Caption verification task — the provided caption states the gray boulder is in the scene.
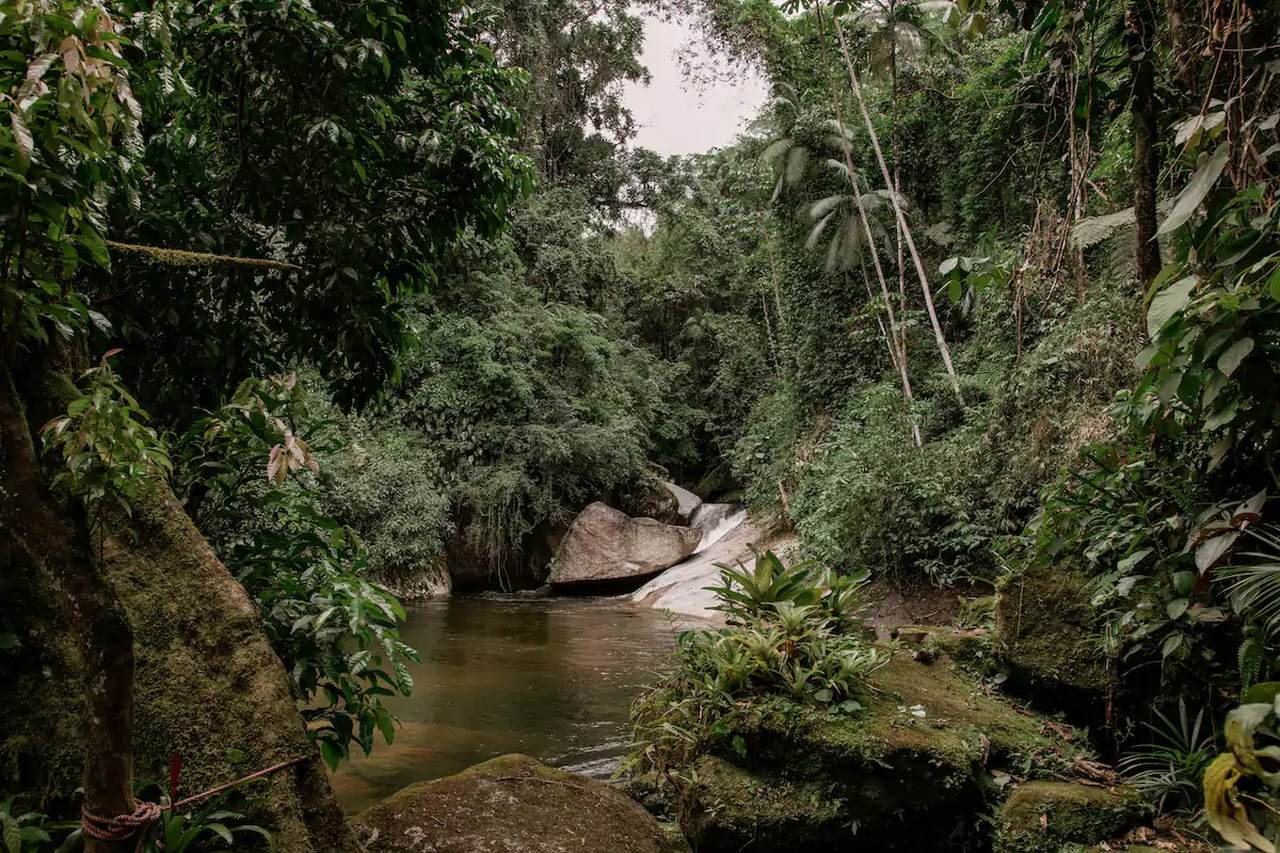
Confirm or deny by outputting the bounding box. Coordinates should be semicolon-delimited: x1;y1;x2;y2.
549;502;700;589
663;481;703;524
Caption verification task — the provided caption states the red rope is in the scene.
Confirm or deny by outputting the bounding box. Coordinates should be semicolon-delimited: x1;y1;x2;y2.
80;755;309;847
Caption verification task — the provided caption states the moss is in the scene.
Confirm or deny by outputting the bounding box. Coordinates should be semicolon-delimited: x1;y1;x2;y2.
355;753;670;853
993;781;1147;853
680;754;849;851
994;563;1110;703
669;652;1089;851
3;486;362;852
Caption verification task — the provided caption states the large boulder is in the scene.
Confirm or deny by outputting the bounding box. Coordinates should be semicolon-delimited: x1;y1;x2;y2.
549;502;700;590
354;753;673;853
993;780;1146;853
994;563;1110;718
663;482;702;524
643;652;1090;852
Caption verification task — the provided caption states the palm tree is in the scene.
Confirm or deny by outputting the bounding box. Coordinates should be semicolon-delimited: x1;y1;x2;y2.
756;83;811;203
827;3;965;405
804;157;898;274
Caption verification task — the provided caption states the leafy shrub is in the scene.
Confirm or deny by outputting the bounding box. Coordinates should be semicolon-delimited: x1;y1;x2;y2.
788;382;995;585
631;550;884;771
176;375;417;768
313;406;450;587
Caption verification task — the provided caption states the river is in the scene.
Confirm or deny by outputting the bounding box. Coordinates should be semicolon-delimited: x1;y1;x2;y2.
329;596;681;813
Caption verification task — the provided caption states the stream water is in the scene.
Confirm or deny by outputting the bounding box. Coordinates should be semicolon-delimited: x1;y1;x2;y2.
329;596;680;813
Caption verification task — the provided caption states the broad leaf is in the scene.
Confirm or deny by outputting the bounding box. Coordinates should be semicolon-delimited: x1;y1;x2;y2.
1157;143;1229;237
1146;276;1197;340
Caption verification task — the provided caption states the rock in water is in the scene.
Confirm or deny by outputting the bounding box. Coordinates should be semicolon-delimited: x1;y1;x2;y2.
663;481;702;524
549;502;700;590
354;754;671;853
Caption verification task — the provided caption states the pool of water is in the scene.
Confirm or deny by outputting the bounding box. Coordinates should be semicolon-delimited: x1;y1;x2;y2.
329;596;681;813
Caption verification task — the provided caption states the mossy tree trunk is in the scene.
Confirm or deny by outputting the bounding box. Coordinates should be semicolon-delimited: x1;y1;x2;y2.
0;345;364;853
0;356;135;853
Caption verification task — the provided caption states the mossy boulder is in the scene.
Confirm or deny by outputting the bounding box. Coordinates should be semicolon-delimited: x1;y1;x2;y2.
666;652;1088;851
993;780;1147;853
355;753;673;853
994;563;1110;710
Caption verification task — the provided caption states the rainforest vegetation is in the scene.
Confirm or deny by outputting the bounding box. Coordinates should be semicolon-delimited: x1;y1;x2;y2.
1;0;1279;849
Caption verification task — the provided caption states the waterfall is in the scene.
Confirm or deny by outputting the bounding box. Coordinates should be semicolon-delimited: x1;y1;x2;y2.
694;508;747;554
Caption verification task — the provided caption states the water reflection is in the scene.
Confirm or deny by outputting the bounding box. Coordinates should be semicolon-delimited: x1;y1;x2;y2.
330;596;680;813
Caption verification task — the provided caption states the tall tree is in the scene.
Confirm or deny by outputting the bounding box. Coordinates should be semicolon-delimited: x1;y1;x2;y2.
1;0;529;846
1126;0;1162;284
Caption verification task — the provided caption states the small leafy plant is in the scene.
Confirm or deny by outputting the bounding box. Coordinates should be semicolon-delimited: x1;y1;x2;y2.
1118;699;1218;813
0;797;78;853
41;351;172;533
631;550;884;775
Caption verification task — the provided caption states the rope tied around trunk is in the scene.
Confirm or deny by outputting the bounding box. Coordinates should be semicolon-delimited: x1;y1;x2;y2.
80;754;310;849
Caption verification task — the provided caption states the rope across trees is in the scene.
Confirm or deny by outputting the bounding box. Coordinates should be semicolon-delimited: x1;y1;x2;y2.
80;755;310;850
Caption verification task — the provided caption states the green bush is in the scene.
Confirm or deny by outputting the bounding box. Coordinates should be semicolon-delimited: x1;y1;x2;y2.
630;550;884;772
176;376;418;769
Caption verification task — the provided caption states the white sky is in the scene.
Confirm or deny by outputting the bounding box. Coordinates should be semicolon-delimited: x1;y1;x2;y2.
621;15;769;157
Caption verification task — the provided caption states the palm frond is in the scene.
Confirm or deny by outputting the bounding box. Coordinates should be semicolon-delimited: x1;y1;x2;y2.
1223;525;1280;637
785;146;810;186
808;193;849;221
761;137;792;165
806;211;836;250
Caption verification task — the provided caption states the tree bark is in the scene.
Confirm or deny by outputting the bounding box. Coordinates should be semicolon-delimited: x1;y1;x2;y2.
0;363;136;853
1128;0;1163;286
0;353;364;853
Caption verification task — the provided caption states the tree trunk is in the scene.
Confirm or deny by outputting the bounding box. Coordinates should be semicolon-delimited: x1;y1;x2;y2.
0;364;135;853
814;4;922;447
830;9;965;406
0;353;365;853
1128;0;1163;285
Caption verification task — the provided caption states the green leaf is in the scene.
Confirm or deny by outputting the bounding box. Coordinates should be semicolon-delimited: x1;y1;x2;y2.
317;739;343;771
9;111;33;166
1161;632;1183;658
1157;143;1230;237
1166;598;1188;620
1146;276;1197;340
1216;337;1254;377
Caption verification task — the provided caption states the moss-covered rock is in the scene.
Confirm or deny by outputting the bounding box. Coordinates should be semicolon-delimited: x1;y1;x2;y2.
994;563;1110;708
355;753;672;853
666;652;1088;852
993;780;1147;853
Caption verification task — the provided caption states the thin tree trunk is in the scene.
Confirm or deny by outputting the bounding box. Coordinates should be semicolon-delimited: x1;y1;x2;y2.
1128;0;1162;285
830;7;965;406
0;365;136;853
889;0;909;357
815;3;922;447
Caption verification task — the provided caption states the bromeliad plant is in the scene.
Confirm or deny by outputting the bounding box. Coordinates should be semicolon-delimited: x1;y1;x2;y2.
178;375;417;769
630;550;884;775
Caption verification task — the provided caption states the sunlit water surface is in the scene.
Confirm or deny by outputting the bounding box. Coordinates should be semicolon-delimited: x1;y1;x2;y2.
329;596;680;813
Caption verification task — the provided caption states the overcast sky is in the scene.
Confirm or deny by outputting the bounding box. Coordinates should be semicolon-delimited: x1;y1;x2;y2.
621;15;769;157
